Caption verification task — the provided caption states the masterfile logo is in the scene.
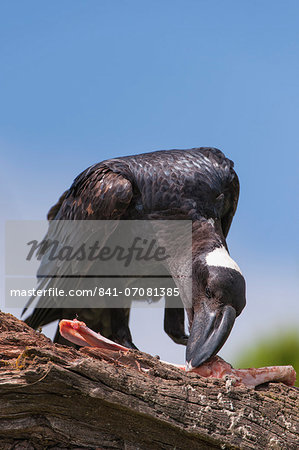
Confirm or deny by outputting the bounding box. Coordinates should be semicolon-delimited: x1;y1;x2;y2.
5;220;192;309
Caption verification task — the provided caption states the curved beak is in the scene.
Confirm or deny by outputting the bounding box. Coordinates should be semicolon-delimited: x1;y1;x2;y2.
186;302;236;370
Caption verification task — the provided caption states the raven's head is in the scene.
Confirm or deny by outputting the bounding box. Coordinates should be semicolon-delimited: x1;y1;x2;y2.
186;245;246;370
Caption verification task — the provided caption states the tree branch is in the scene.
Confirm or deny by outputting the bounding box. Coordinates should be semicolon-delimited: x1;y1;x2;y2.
0;312;298;449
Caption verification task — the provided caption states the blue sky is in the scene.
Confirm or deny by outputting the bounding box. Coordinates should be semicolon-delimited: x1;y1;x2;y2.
1;1;298;364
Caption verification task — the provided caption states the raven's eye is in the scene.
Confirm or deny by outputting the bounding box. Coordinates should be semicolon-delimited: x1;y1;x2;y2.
205;287;212;299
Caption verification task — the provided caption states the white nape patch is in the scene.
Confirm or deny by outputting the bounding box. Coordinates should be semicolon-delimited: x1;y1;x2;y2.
206;246;242;274
207;218;215;227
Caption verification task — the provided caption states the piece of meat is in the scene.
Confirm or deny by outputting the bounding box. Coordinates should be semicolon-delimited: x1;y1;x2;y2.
170;357;296;387
59;318;128;351
59;319;296;388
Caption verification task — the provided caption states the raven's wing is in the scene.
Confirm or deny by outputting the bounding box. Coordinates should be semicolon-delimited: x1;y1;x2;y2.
199;148;240;237
23;163;133;329
220;170;239;238
54;164;133;220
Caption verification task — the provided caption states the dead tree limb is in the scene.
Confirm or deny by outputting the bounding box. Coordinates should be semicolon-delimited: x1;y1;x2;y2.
0;312;298;449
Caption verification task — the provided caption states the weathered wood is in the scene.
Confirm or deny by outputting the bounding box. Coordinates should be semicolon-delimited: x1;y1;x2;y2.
0;312;298;449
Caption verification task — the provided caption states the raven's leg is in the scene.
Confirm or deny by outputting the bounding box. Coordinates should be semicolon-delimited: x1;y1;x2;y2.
164;295;189;346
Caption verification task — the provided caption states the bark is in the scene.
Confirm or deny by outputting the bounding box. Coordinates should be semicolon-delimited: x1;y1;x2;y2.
0;312;298;450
